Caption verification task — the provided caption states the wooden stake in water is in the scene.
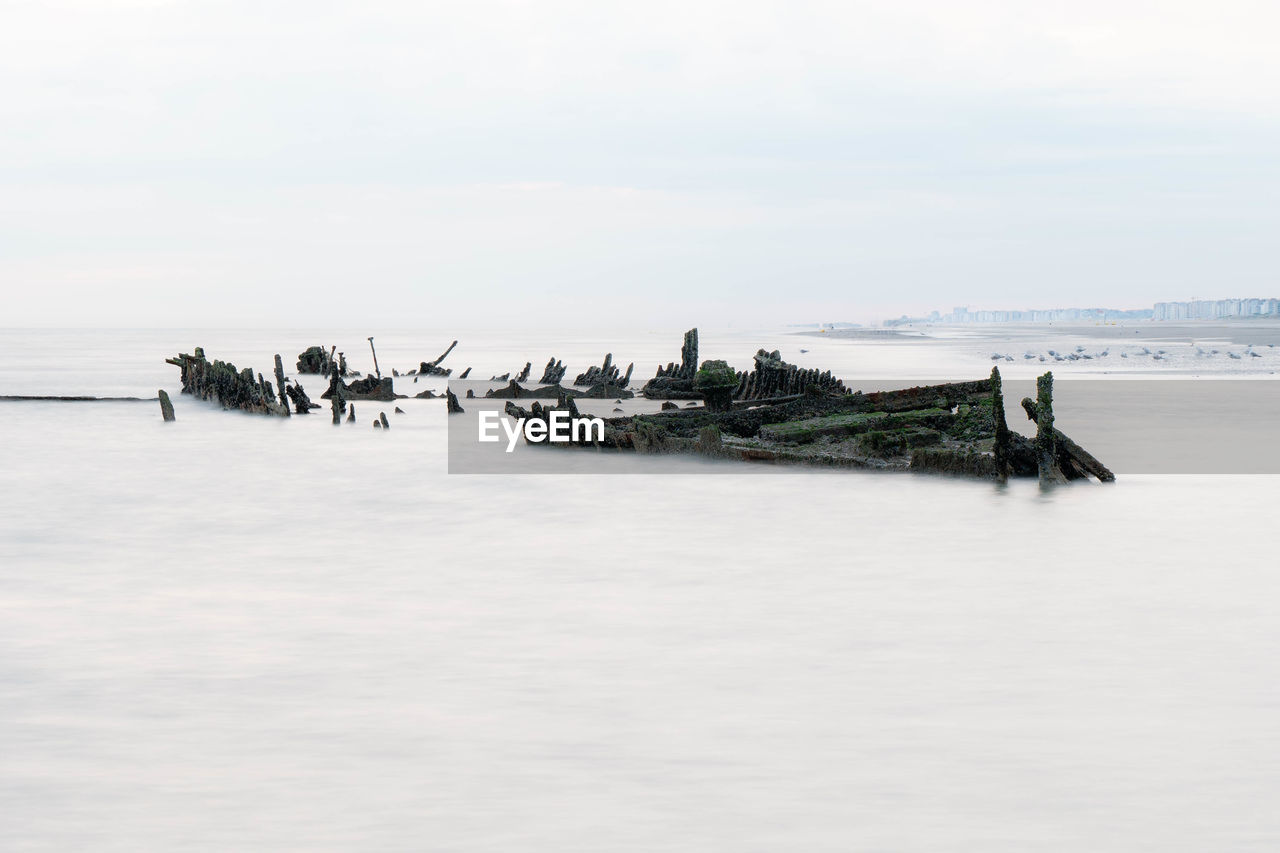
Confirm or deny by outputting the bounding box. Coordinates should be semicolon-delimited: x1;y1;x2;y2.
273;354;291;416
368;336;381;379
158;389;175;422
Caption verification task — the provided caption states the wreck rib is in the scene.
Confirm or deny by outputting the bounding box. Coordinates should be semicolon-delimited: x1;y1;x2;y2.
166;348;290;416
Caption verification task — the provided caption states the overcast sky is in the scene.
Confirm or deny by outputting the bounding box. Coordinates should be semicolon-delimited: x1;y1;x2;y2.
3;0;1279;327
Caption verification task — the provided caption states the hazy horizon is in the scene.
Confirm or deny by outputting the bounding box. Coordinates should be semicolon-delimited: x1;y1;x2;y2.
5;1;1279;328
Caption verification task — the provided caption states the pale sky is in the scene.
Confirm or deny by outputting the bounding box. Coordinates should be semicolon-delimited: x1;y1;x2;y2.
3;0;1279;327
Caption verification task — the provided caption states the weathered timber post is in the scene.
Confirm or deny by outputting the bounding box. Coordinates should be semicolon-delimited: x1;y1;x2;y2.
368;336;381;379
991;366;1010;483
329;365;345;424
379;411;390;429
158;389;175;422
273;355;291;416
446;388;464;413
347;404;355;423
431;340;458;367
1021;371;1066;485
681;328;698;377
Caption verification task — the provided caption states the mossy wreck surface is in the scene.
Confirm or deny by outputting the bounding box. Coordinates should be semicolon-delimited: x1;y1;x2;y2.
505;365;1114;485
166;348;292;416
641;329;847;402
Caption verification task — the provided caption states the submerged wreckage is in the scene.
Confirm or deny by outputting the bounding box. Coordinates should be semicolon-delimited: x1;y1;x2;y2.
506;366;1112;485
296;346;352;376
641;328;847;402
165;330;1113;484
167;348;294;416
501;328;1114;486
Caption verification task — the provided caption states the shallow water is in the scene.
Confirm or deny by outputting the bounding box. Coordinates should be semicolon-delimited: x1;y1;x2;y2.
2;328;1278;851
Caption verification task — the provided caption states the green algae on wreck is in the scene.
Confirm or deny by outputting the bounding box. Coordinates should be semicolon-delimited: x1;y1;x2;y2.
694;359;739;412
502;363;1113;485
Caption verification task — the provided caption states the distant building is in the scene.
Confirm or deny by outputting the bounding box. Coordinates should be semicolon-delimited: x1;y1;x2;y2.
1152;299;1280;320
885;298;1280;326
885;306;1153;326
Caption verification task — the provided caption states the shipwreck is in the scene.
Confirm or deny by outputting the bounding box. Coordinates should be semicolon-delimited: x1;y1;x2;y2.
164;330;1113;485
501;329;1113;485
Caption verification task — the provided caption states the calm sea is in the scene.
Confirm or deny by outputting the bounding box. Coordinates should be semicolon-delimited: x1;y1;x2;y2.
2;326;1278;851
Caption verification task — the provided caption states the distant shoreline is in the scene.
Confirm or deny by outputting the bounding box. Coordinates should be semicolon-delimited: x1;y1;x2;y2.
792;329;923;339
872;320;1280;346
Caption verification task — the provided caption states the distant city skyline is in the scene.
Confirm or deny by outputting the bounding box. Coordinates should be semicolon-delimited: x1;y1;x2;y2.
883;297;1280;326
1152;298;1280;321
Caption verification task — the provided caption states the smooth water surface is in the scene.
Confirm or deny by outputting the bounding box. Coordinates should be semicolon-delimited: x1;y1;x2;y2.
2;327;1278;851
